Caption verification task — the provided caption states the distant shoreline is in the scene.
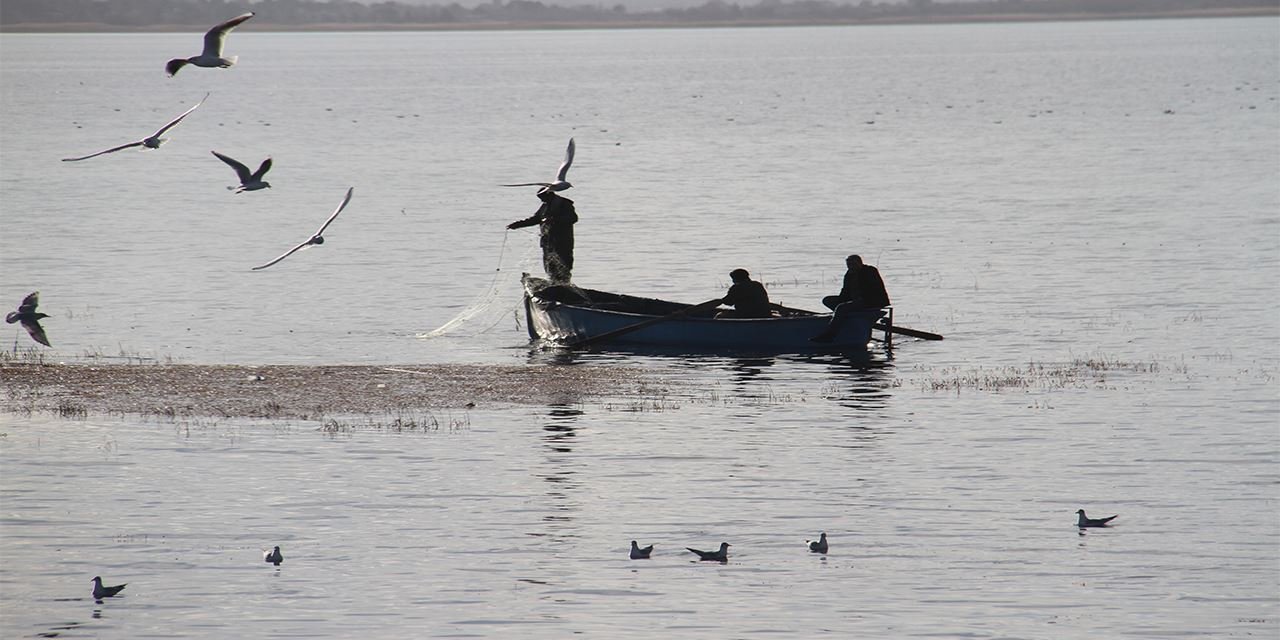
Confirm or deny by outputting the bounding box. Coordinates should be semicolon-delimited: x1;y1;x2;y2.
2;8;1274;33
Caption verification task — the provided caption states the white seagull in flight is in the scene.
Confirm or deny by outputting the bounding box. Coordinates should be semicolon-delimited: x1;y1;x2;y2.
252;187;354;271
62;93;209;162
502;137;575;192
166;12;255;77
212;150;272;193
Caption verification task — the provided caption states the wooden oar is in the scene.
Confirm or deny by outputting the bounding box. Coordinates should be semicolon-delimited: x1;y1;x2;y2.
875;322;943;341
566;299;723;348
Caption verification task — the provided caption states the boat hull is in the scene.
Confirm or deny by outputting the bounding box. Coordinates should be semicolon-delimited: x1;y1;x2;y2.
522;276;885;352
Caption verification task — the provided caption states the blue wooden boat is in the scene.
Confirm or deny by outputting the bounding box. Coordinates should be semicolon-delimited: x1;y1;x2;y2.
522;275;889;351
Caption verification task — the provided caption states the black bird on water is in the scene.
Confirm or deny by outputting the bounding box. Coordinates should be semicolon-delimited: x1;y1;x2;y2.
1076;509;1118;528
6;291;51;347
807;532;828;554
629;541;653;560
264;546;283;566
687;542;730;562
91;576;127;600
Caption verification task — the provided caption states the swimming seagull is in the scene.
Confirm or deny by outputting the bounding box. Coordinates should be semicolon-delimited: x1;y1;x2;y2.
264;546;283;566
166;12;255;77
501;137;575;192
629;540;653;560
251;187;354;271
1076;509;1118;528
62;93;209;162
807;532;828;554
212;151;272;193
686;542;730;562
6;291;51;347
91;576;127;600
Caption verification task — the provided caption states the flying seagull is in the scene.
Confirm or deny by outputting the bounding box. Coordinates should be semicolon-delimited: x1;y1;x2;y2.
212;151;272;193
166;12;255;77
502;137;575;192
252;187;354;271
6;291;51;347
264;546;283;566
686;542;730;562
1076;509;1118;528
629;540;653;560
807;532;828;554
91;576;127;600
62;93;209;162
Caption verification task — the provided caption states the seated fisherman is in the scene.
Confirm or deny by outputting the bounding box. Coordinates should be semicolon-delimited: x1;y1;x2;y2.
811;254;890;342
717;268;773;319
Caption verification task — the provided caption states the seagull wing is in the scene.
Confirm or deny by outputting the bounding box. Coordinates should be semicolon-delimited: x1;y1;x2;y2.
555;137;575;182
312;187;354;236
251;157;273;181
203;12;255;57
500;182;552;188
17;292;40;315
212;151;253;183
62;141;145;162
251;240;311;271
151;93;209;138
22;319;51;347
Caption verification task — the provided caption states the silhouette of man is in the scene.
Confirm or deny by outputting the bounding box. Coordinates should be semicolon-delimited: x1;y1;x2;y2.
508;188;578;284
811;254;890;342
717;268;772;318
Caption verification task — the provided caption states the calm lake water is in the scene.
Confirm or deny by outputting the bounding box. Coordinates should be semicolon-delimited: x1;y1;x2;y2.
2;17;1278;639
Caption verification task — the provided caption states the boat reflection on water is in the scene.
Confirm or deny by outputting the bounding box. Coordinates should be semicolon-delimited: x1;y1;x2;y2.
728;356;775;385
525;344;897;413
531;403;583;543
790;351;896;413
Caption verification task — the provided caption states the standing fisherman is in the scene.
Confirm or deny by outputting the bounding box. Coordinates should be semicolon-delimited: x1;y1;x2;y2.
508;188;579;284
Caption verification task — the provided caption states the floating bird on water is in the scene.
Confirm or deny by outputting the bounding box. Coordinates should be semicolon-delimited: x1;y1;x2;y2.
7;291;51;347
62;93;209;162
629;540;653;560
686;542;730;562
502;137;575;192
807;532;828;554
264;546;283;566
166;12;255;77
212;150;272;193
1076;509;1118;528
91;576;127;600
252;187;354;271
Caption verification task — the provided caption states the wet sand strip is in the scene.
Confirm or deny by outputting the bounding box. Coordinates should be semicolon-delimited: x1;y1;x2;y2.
0;363;667;420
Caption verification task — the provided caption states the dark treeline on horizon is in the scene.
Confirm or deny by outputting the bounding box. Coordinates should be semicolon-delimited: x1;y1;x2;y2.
2;0;1275;27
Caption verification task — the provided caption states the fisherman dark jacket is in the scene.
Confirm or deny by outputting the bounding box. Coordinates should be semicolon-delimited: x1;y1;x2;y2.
510;195;578;255
837;265;891;309
722;279;772;318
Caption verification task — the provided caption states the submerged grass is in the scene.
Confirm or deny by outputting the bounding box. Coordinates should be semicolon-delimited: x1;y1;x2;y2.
318;410;472;434
915;355;1188;394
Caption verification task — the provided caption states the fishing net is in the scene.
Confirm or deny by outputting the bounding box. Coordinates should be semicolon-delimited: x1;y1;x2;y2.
417;230;539;338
